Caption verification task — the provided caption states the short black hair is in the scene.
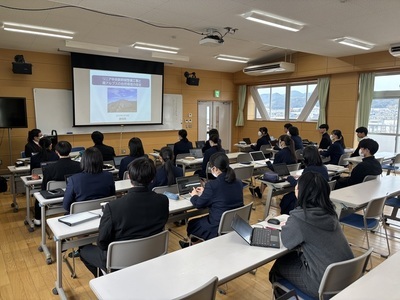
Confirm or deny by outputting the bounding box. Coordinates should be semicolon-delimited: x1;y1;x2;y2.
178;129;188;140
208;128;219;136
128;157;156;186
55;141;72;156
359;138;379;155
259;127;268;134
80;147;103;174
27;128;41;142
91;131;104;144
356;126;368;135
284;123;293;130
288;126;299;136
303;146;323;166
39;137;52;149
319;124;329;130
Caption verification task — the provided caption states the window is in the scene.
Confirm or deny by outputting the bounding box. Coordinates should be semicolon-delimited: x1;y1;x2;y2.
367;73;400;152
249;81;318;121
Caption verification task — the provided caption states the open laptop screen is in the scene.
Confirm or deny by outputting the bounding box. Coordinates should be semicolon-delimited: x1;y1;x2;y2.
250;151;265;161
176;175;201;195
113;155;127;168
189;148;203;158
273;163;290;177
231;214;253;244
243;138;251;145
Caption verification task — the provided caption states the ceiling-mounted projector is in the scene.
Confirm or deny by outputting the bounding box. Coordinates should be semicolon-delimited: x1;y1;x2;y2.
199;35;224;46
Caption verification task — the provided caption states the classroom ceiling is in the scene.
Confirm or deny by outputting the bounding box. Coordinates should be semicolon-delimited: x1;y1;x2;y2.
1;0;400;73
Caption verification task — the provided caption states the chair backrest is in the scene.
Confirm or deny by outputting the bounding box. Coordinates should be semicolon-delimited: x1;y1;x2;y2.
70;196;117;214
260;144;272;153
364;196;387;220
47;180;66;190
218;202;253;235
318;248;373;299
123;170;129;180
152;184;179;194
106;230;169;273
233;165;254;181
287;163;301;172
338;153;351;166
31;167;43;175
195;140;206;149
174;276;218;300
237;153;252;163
295;149;304;161
328;180;336;191
363;175;379;182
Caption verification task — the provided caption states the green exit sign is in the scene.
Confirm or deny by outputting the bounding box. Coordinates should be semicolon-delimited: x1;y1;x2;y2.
214;90;220;98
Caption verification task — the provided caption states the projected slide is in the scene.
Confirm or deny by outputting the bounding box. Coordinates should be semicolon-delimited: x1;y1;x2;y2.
89;70;151;123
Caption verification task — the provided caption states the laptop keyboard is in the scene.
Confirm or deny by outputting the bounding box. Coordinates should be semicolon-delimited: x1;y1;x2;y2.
252;227;273;247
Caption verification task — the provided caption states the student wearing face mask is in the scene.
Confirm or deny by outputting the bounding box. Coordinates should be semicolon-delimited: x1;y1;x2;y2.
179;152;244;247
251;126;271;151
335;139;381;189
350;127;369;157
320;129;345;165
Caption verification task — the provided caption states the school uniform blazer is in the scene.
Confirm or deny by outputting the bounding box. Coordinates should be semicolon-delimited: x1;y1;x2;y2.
148;165;184;190
336;156;382;188
319;133;332;149
30;150;59;172
321;141;344;165
94;143;116;161
190;173;244;239
24;141;42;158
63;171;116;212
41;158;82;190
251;135;271;151
273;147;296;165
97;186;169;250
291;135;304;150
118;155;145;179
173;139;193;157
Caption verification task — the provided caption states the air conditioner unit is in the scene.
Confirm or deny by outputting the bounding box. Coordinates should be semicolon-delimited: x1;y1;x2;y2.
243;62;295;76
389;43;400;57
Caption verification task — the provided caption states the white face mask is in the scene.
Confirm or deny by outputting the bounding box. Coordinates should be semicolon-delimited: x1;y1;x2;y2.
359;149;364;157
257;131;262;137
330;134;334;141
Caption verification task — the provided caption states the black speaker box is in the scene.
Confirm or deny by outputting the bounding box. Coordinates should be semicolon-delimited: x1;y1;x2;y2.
186;77;199;86
12;62;32;74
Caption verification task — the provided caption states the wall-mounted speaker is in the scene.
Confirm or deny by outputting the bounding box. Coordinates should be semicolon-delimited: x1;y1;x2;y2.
12;62;32;74
186;77;200;86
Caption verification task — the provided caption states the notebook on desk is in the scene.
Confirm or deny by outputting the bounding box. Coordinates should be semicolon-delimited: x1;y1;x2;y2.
176;175;201;199
231;214;280;248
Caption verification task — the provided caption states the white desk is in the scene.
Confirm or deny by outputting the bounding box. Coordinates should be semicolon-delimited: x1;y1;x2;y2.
176;152;241;173
332;250;400;300
234;143;253;152
330;176;400;217
90;225;288;300
46;196;199;298
345;151;396;166
7;165;31;212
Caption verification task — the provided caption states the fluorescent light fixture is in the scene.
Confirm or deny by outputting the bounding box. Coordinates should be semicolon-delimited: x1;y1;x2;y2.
242;11;304;32
2;22;74;39
333;37;374;50
151;52;189;62
215;54;249;63
65;40;119;53
132;42;179;54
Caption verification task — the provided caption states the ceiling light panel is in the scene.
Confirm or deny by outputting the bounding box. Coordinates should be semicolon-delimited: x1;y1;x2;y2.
132;42;179;54
242;11;304;32
2;22;74;39
215;54;249;63
333;37;374;50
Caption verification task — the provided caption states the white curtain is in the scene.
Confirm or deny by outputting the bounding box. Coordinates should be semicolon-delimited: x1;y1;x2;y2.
358;73;375;127
317;77;330;128
235;85;246;126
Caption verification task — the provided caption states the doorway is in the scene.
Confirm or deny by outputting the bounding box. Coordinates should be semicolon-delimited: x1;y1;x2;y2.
198;101;232;151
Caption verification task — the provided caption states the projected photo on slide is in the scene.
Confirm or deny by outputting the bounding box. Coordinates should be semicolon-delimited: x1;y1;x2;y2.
107;88;137;113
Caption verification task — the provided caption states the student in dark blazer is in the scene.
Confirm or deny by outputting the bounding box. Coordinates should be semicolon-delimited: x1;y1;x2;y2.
251;126;271;151
149;146;183;190
288;126;304;151
195;134;224;178
80;157;169;277
33;141;82;225
173;129;193;158
63;147;115;212
350;126;369;157
118;137;146;179
320;129;345;165
180;152;243;247
24;128;43;158
318;124;332;149
91;131;116;161
202;128;220;153
30;137;59;172
272;135;297;165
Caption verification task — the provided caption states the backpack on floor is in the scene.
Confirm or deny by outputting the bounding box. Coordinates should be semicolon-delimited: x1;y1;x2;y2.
0;176;7;193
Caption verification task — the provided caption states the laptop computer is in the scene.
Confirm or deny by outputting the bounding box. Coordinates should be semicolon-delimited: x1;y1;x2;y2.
113;155;127;169
243;137;252;145
250;151;267;164
189;148;203;159
231;214;280;248
176;175;202;199
273;163;290;177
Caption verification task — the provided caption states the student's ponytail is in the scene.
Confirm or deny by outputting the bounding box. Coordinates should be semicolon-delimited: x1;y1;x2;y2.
160;147;175;186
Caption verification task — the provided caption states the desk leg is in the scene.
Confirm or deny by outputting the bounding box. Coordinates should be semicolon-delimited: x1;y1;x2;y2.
10;173;18;212
263;187;274;220
24;185;34;232
38;204;52;264
53;238;67;300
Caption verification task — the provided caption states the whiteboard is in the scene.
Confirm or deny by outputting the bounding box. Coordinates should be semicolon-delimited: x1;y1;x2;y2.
34;88;182;135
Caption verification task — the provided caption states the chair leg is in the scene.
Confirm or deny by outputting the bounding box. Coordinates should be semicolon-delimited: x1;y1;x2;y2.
218;283;228;295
